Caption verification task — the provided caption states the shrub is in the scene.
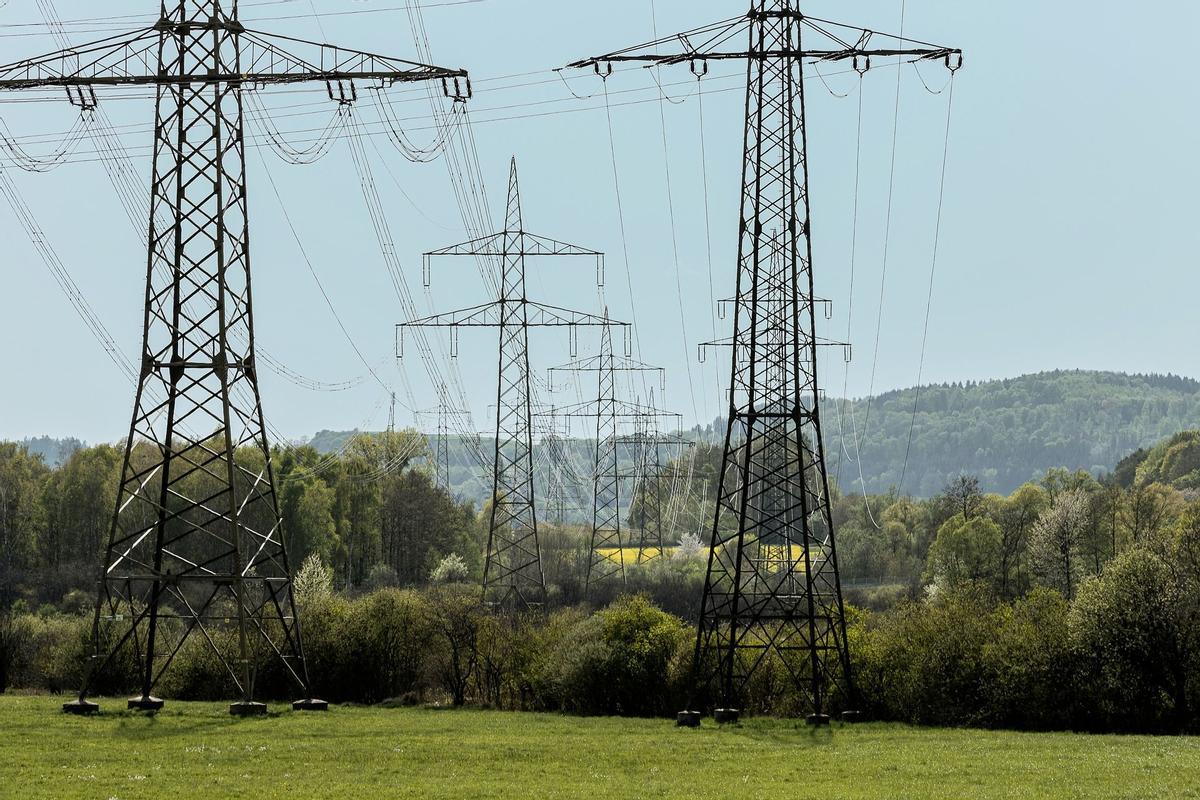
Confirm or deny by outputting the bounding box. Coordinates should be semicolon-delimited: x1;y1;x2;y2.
857;584;998;726
424;583;485;706
429;553;470;585
981;588;1073;729
533;595;688;716
293;554;334;604
348;589;434;703
1069;549;1189;731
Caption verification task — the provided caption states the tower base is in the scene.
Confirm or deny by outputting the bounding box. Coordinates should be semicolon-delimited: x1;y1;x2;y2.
714;708;740;725
806;713;831;726
127;696;164;712
229;701;268;717
293;698;329;712
676;710;701;728
62;699;100;716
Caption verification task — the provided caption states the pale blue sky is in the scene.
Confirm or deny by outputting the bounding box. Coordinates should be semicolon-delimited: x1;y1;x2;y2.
1;0;1198;444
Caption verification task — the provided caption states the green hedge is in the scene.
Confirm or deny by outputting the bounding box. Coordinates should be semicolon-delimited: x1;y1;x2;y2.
7;557;1200;733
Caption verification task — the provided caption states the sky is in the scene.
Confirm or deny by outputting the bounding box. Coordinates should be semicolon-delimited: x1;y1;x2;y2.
1;0;1199;445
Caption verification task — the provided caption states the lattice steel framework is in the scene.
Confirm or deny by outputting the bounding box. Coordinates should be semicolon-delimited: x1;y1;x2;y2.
551;326;664;591
0;0;467;715
415;384;468;492
541;412;583;525
550;396;681;593
572;2;961;721
618;407;693;567
399;159;623;611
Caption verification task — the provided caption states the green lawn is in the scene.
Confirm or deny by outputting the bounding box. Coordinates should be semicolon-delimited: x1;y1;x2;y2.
1;695;1198;799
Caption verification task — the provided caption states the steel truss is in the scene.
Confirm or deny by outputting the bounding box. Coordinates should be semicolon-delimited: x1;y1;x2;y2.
571;1;961;721
0;0;468;715
550;328;668;591
617;406;693;567
547;396;681;592
399;158;624;611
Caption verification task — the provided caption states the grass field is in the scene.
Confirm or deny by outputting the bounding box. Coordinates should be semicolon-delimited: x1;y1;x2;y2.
2;695;1198;799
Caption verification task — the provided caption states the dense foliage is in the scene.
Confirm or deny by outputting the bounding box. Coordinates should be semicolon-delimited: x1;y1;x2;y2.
821;370;1200;496
9;423;1200;732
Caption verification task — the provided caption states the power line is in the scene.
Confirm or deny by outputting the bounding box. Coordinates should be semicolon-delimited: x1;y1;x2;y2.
898;71;958;493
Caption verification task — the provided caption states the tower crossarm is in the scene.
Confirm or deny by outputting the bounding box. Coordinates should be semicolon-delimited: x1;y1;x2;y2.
397;302;625;331
525;303;626;329
567;12;960;69
425;232;602;259
549;353;662;373
546;399;682;425
697;334;851;364
422;232;605;288
399;301;506;329
0;23;466;91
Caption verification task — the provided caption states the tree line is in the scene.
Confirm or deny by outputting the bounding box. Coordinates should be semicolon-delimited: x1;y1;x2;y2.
6;427;1200;730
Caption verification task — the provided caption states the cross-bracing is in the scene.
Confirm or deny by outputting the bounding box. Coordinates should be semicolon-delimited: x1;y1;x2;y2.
0;0;470;716
571;1;962;723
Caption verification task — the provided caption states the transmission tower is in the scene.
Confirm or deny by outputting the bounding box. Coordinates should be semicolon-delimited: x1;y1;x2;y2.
572;4;961;724
550;321;665;591
414;384;471;493
0;0;468;716
398;158;624;611
617;400;694;566
540;412;582;525
550;395;681;594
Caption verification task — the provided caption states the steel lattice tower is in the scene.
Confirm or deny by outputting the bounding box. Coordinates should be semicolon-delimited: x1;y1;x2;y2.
573;3;961;722
415;385;462;492
541;412;581;526
618;402;692;567
550;321;664;592
550;396;681;594
399;159;623;611
0;0;468;715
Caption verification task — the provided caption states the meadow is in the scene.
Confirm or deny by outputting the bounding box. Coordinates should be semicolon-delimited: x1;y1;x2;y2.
1;695;1198;799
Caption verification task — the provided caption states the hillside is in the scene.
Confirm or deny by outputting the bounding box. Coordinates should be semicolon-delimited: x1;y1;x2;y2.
214;372;1198;499
823;370;1200;495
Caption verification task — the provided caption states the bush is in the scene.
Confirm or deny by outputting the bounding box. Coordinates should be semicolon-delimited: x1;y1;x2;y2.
1069;549;1189;731
349;589;434;703
857;585;999;726
0;611;33;692
981;588;1074;729
299;589;434;704
532;595;689;716
430;554;470;585
425;583;485;706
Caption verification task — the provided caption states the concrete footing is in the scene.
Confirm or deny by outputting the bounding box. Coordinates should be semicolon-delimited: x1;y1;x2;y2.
714;708;740;725
292;698;329;712
62;698;100;716
676;710;701;728
229;701;268;717
806;713;831;726
127;696;165;713
840;710;863;723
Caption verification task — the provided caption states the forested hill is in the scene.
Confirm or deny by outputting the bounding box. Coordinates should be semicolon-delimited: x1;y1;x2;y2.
303;371;1200;499
824;370;1200;496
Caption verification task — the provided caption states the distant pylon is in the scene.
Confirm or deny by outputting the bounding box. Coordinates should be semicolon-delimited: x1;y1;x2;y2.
618;393;693;567
399;159;625;611
550;319;665;593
